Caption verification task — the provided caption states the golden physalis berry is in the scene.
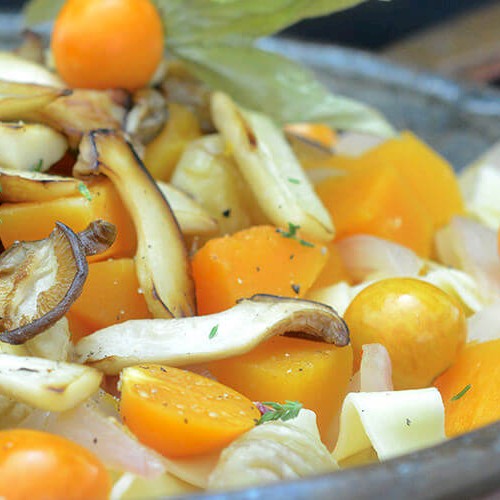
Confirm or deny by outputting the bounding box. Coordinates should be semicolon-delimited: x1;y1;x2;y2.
119;364;261;458
344;278;466;390
0;429;110;500
51;0;164;91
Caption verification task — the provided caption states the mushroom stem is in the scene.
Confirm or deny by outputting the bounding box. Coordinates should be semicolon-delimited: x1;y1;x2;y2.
77;220;117;256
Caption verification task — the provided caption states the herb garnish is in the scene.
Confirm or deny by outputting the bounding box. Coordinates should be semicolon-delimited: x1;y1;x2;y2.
288;177;300;185
209;324;219;339
277;222;315;248
451;384;471;401
32;159;44;172
257;401;303;425
78;182;92;201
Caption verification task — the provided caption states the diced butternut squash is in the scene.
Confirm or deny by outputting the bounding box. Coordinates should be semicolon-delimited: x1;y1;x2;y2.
144;103;202;182
362;131;464;229
209;335;353;435
192;225;329;315
316;163;434;257
67;258;150;341
434;339;500;437
0;179;136;262
311;241;351;289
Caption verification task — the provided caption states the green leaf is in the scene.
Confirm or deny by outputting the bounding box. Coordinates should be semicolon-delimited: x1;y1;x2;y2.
450;384;472;401
208;325;219;339
23;0;65;27
257;400;303;424
155;0;368;47
78;182;92;202
176;44;395;137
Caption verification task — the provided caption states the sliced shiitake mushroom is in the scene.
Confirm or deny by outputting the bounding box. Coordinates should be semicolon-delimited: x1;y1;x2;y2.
0;122;68;172
74;129;196;319
125;88;168;145
0;80;71;121
0;220;116;345
75;295;349;375
26;89;127;148
0;168;80;203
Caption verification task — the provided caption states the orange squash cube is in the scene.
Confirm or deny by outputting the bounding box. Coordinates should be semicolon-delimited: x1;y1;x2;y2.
316;163;434;257
68;258;150;340
0;179;136;262
192;225;329;315
209;335;353;435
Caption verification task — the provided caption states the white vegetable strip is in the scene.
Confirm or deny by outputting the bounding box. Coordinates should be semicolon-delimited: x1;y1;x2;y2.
75;295;349;375
435;216;500;299
0;52;64;87
0;354;102;412
307;281;372;316
332;388;446;463
467;300;500;344
359;344;393;393
211;92;334;243
336;235;423;282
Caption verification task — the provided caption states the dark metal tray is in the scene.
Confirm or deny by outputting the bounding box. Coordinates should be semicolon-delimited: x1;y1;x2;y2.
1;11;500;500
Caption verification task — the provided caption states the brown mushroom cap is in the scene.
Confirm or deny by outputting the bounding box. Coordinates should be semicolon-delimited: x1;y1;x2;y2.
0;220;116;345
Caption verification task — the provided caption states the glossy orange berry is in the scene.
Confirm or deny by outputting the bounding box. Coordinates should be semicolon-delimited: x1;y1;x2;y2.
51;0;164;91
344;278;466;389
0;429;110;500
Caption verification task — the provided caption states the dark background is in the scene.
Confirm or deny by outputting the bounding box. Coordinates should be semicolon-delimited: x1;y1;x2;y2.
1;0;499;50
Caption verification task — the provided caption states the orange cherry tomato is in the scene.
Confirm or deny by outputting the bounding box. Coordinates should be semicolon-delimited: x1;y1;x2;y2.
51;0;164;91
0;429;111;500
120;364;261;458
344;278;466;390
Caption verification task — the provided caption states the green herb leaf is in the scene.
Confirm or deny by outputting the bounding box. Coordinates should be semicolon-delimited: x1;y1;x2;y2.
23;0;65;27
277;222;315;248
157;0;368;47
78;182;92;202
176;45;394;137
451;384;471;401
209;324;219;339
257;400;303;424
32;159;44;172
288;178;300;185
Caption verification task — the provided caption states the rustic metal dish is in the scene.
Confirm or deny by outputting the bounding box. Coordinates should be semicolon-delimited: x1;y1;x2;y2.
1;11;500;500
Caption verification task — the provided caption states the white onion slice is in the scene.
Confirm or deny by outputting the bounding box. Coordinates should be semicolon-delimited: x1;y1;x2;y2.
435;216;500;299
336;235;423;282
359;344;393;393
467;300;500;344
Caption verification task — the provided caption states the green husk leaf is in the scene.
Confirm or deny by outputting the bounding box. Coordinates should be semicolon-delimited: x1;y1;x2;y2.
176;45;395;136
155;0;367;47
23;0;65;27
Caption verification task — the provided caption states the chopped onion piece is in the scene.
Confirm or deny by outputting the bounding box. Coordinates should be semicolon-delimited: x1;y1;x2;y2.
0;354;102;412
360;344;393;393
75;295;349;375
435;216;500;299
337;235;423;282
0;52;64;87
333;388;445;464
467;300;500;344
